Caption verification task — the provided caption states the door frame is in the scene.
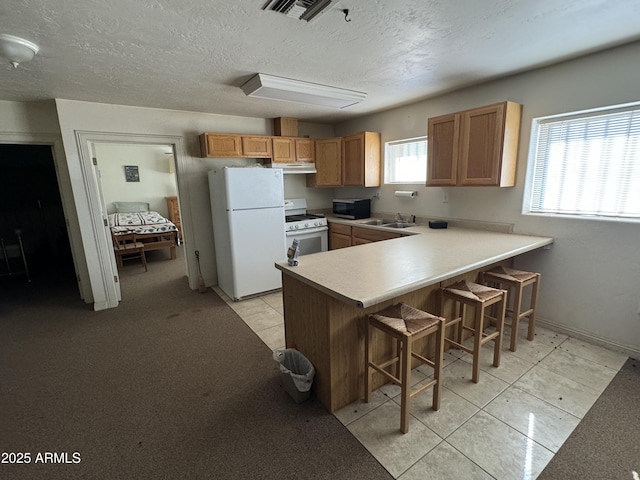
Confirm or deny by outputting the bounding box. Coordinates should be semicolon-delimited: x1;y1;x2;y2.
75;131;190;310
0;132;87;300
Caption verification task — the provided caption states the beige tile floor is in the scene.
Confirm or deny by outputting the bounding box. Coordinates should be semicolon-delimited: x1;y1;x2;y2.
213;287;628;480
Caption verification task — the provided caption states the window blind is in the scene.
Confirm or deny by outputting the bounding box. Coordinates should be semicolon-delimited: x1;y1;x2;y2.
530;107;640;218
385;137;427;184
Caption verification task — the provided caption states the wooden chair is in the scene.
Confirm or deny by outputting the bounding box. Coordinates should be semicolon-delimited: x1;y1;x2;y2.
480;266;540;352
440;281;506;383
111;231;147;271
364;303;446;434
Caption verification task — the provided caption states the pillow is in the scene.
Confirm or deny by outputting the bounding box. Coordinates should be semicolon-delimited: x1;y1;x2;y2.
113;201;150;213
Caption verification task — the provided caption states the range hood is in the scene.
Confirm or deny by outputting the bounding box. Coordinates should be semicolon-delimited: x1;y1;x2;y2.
265;163;317;174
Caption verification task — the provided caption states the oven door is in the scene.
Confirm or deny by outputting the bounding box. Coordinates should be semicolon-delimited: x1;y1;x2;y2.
285;226;328;256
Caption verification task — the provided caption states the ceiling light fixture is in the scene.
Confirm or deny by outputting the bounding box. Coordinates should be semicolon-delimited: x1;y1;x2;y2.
240;73;367;109
0;34;39;68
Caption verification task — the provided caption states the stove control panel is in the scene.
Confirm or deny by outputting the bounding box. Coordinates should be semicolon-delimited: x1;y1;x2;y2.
286;218;328;231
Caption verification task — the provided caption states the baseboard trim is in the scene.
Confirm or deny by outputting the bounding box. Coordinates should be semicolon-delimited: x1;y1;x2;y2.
537;316;640;359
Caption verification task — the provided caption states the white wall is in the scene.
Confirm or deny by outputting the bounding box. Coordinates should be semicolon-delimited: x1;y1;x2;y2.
53;100;334;307
95;143;178;215
335;41;640;354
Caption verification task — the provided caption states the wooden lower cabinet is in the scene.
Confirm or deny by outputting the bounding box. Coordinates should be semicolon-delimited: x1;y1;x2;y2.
329;223;403;249
329;223;352;250
351;226;401;244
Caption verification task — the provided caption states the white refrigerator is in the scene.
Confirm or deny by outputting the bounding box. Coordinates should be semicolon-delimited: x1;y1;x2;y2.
208;167;287;300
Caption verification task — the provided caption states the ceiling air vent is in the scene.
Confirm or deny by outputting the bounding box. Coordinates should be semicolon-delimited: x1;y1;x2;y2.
262;0;341;22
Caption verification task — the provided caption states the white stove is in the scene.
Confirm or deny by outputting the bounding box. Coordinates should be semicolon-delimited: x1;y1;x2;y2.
284;198;328;232
284;198;328;255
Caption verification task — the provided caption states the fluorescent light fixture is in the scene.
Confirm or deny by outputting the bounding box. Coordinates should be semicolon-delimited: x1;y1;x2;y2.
240;73;366;109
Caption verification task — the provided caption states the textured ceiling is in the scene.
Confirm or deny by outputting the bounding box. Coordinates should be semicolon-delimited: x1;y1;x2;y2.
1;0;640;123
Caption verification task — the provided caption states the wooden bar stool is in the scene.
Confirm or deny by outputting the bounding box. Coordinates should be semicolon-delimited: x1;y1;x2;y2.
364;303;446;434
440;281;507;383
480;267;540;352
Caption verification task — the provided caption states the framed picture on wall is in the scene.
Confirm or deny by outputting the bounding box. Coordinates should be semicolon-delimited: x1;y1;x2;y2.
124;165;140;182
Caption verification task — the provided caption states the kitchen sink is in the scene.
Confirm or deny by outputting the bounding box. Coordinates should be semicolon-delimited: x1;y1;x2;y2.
381;222;417;229
359;219;395;226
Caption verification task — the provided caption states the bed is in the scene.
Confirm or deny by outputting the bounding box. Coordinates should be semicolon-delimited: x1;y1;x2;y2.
109;202;178;260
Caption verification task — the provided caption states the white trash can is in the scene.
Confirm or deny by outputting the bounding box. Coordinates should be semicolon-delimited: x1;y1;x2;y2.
273;349;315;403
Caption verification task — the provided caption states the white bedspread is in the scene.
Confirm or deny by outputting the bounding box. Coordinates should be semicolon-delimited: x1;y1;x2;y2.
109;211;178;235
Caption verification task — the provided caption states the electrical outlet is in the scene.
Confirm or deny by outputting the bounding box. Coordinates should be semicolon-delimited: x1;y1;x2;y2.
443;191;449;203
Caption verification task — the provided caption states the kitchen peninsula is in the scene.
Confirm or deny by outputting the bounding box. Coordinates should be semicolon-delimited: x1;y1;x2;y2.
275;225;553;413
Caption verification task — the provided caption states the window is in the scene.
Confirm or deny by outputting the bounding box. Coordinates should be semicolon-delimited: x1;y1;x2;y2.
524;104;640;220
384;137;427;184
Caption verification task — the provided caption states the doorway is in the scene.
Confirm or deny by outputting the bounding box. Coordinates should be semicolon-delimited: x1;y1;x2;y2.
0;144;75;288
92;141;186;292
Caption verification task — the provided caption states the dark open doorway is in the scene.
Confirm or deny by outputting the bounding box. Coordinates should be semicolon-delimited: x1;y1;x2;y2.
0;144;75;285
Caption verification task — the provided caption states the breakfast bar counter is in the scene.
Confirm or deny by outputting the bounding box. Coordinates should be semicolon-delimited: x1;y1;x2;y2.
275;227;553;412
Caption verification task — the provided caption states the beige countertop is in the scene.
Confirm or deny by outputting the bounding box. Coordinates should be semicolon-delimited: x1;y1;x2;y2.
275;224;553;308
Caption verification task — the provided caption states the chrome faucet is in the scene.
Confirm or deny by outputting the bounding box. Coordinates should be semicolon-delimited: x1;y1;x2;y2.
395;212;405;223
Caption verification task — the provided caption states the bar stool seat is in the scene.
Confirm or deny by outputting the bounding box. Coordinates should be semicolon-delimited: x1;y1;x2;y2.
440;281;507;383
364;303;445;434
480;266;540;352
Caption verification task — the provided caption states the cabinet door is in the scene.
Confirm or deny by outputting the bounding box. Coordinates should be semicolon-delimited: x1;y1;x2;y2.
242;136;272;158
342;133;365;186
342;132;381;187
295;138;315;163
309;138;342;187
330;232;352;250
458;104;505;186
427;114;459;186
200;133;242;157
272;137;295;163
329;223;351;250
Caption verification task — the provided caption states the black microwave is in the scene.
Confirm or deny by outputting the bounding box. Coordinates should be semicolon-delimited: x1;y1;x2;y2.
332;198;371;220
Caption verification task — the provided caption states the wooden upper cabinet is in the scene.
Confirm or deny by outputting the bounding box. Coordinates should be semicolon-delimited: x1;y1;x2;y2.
271;137;316;164
342;132;381;187
427;114;459;186
295;138;315;163
200;133;242;157
242;136;272;158
427;101;522;187
307;138;342;187
272;137;295;163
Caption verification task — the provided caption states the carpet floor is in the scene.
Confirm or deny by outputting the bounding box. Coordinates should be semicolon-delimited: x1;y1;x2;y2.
538;356;640;479
0;250;392;479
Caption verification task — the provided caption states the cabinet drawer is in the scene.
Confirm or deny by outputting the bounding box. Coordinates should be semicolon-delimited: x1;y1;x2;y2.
330;223;352;236
352;227;401;242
